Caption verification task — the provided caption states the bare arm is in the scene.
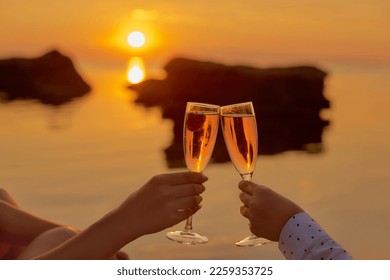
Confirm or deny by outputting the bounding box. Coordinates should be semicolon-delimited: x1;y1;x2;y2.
34;172;207;259
0;199;60;246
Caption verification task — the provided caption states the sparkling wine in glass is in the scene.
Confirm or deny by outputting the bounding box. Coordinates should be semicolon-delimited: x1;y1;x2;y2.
220;102;271;247
166;102;220;245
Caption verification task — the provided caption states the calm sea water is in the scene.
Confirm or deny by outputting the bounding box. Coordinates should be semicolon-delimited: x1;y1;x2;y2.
1;63;389;259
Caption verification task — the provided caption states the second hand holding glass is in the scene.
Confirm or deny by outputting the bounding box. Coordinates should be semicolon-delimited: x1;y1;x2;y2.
166;102;220;245
220;102;272;247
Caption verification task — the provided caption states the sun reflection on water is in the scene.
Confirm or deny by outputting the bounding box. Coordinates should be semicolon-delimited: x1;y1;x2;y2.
127;57;145;84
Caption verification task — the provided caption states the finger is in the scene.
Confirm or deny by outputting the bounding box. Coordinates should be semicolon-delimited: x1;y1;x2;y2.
175;205;202;221
154;172;208;186
174;195;203;210
239;181;267;196
238;180;253;194
239;191;252;207
171;183;205;198
240;205;250;219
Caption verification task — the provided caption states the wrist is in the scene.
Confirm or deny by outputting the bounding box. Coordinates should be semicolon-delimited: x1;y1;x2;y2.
277;210;305;241
108;206;144;246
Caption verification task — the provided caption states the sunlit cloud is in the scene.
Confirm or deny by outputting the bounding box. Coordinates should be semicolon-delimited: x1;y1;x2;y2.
130;9;158;21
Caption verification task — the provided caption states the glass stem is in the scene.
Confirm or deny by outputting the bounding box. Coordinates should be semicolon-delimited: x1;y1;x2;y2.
242;174;252;182
184;216;193;232
183;169;199;232
241;173;260;241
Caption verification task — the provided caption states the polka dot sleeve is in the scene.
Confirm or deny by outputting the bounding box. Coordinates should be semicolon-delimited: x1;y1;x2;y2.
278;212;352;260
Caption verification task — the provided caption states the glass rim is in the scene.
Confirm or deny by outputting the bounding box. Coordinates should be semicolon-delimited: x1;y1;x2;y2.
186;102;220;108
220;101;253;109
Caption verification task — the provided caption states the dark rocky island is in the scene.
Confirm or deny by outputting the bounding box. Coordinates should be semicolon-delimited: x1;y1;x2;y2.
130;57;331;167
0;50;91;105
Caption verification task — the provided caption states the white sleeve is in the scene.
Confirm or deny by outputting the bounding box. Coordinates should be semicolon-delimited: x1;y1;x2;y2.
278;212;352;260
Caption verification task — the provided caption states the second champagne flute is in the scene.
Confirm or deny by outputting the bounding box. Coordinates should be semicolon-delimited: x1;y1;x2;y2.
220;102;271;247
166;102;220;245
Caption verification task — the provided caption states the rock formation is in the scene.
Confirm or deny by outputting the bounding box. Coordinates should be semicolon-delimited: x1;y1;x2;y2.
130;57;330;167
0;50;90;105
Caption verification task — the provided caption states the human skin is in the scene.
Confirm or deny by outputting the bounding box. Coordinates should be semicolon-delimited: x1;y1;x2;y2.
32;172;207;259
238;180;303;241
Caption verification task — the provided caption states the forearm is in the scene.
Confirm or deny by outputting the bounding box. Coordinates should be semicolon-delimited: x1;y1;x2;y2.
0;201;60;245
34;208;138;260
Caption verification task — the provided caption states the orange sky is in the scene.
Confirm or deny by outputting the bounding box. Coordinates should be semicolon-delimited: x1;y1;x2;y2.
1;0;389;68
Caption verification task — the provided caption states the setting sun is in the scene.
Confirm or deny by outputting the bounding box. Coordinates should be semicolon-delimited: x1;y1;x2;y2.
127;31;145;48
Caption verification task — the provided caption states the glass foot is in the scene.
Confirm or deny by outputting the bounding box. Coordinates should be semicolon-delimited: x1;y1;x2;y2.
166;230;208;245
235;235;272;247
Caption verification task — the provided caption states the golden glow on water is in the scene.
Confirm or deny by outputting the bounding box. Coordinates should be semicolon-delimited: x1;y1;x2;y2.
127;57;145;84
1;66;390;259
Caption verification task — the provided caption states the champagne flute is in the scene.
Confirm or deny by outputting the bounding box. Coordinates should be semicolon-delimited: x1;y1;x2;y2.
220;102;271;247
167;102;220;245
